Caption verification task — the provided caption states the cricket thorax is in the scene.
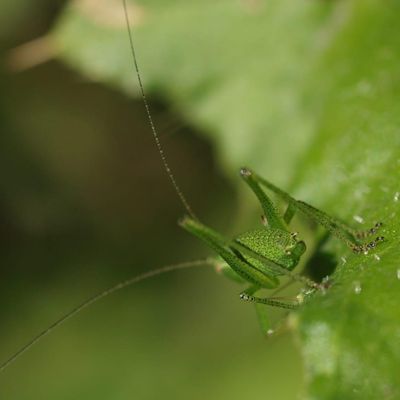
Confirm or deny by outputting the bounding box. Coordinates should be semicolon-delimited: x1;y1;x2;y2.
235;229;306;276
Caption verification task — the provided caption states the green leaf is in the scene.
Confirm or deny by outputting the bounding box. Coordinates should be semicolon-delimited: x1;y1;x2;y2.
291;3;400;399
50;0;400;399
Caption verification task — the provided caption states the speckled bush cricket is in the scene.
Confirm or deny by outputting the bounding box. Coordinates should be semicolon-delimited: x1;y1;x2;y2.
0;0;385;376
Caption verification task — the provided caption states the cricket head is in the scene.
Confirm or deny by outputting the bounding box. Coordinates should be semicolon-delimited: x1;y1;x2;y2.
285;234;306;262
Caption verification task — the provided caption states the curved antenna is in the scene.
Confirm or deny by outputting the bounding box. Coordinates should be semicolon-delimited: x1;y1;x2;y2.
0;258;214;372
122;0;199;222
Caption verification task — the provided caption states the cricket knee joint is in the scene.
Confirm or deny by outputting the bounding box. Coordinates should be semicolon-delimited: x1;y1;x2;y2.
239;292;254;302
239;168;252;179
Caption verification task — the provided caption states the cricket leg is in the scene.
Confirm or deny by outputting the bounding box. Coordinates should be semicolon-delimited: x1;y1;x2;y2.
283;204;296;224
242;285;273;335
241;168;384;253
239;286;297;310
238;169;289;232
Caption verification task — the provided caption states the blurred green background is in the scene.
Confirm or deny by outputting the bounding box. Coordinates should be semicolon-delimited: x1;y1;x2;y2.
0;1;304;399
2;0;400;399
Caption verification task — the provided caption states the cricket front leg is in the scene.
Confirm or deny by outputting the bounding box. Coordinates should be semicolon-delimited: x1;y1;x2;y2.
296;201;384;252
238;169;289;231
241;168;384;253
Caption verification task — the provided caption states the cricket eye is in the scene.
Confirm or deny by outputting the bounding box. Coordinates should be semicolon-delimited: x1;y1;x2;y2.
285;250;292;255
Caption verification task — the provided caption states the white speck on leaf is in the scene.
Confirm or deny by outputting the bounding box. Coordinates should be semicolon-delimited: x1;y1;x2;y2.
303;322;337;377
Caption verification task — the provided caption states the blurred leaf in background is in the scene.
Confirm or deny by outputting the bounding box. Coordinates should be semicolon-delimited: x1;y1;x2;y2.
1;0;400;399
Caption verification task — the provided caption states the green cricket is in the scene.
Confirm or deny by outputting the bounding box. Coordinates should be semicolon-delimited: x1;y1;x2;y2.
0;0;384;373
180;166;384;310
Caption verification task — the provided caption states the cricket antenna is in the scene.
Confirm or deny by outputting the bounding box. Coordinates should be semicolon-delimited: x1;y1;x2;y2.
122;0;199;222
0;258;213;372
